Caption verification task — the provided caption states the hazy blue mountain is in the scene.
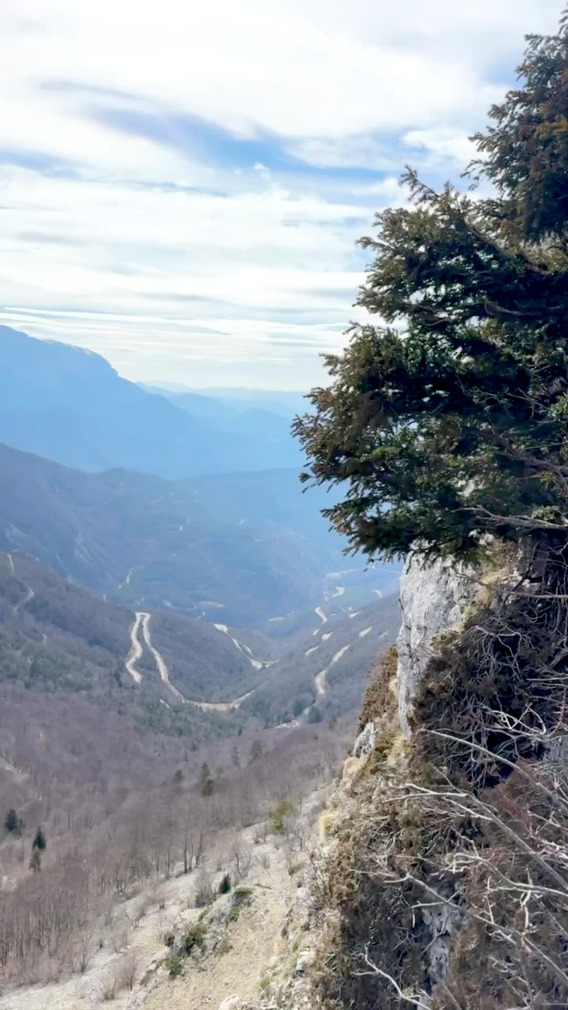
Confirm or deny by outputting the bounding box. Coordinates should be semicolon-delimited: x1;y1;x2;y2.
148;384;307;419
0;326;301;476
142;385;303;467
0;443;399;625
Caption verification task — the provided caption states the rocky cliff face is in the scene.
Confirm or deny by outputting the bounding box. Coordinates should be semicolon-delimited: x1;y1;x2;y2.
245;547;568;1010
397;555;477;735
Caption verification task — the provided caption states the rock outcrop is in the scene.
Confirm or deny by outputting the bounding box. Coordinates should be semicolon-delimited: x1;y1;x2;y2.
245;546;568;1010
397;554;477;735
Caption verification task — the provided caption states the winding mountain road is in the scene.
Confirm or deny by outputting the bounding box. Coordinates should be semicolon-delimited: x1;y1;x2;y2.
214;623;267;670
126;612;263;710
6;554;35;614
125;612;144;684
140;612;187;702
314;642;353;700
14;584;35;614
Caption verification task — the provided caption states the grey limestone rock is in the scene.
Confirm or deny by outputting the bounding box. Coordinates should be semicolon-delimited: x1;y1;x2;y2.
397;555;477;736
352;721;376;758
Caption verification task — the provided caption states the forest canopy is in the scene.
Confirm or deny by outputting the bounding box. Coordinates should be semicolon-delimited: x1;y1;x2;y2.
294;12;568;561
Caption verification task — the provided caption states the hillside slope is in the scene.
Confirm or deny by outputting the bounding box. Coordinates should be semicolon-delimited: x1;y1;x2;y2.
0;443;398;625
244;596;400;725
0;552;399;736
0;551;267;739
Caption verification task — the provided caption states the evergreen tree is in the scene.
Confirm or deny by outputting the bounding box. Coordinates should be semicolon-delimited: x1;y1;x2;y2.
218;872;231;894
4;808;19;835
199;762;214;797
294;13;568;564
32;826;46;851
249;739;263;763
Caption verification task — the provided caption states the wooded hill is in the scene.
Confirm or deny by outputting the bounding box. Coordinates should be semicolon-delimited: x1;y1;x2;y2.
0;443;398;626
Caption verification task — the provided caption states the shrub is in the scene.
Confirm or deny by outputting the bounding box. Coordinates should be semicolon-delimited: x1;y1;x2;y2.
270;799;294;834
228;885;254;923
182;921;207;954
218;873;231;894
166;952;183;978
193;868;214;908
232;885;253;906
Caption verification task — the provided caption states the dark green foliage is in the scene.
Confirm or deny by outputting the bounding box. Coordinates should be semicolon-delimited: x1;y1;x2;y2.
165;952;183;977
293;697;307;717
269;798;294;834
301;17;568;1010
307;704;322;724
471;13;568;241
182;921;207;954
218;873;231;894
294;13;568;564
4;808;20;835
199;762;214;797
33;826;46;851
228;885;254;921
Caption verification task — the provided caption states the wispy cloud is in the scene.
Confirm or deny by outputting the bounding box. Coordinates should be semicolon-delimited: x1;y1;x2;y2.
0;0;561;388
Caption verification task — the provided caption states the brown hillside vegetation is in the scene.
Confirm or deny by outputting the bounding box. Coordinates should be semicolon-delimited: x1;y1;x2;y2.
0;689;351;990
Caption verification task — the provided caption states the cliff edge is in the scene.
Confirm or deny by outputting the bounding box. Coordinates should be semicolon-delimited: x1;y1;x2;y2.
246;547;568;1010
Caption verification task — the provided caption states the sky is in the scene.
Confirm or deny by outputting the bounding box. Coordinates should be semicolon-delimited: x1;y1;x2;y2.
0;1;562;390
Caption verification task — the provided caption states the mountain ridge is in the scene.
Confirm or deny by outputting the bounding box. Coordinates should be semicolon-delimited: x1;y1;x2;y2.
0;441;399;625
0;325;301;476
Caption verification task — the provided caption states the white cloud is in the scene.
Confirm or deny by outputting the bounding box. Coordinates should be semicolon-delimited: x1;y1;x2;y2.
0;0;562;387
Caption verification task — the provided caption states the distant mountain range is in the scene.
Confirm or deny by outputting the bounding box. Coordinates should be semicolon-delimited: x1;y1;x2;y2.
145;384;307;418
0;326;302;476
0;326;400;625
0;442;400;625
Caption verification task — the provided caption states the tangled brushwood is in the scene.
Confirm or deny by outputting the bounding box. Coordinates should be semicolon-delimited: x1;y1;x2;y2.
315;551;568;1009
293;11;568;1010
